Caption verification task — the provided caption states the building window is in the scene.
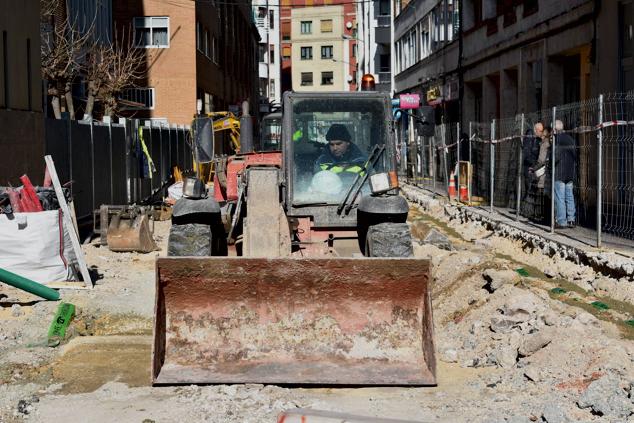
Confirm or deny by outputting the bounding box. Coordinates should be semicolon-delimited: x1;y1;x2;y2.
300;21;312;34
270;80;275;96
212;36;219;64
523;0;538;17
269;10;275;29
301;72;313;86
379;0;390;15
204;29;210;58
120;87;155;109
352;43;357;58
134;17;169;48
300;46;313;60
204;92;213;113
196;22;202;51
321;71;334;85
282;46;291;59
379;53;390;72
257;7;267;28
320;19;333;32
270;45;275;64
321;45;333;59
259;43;267;63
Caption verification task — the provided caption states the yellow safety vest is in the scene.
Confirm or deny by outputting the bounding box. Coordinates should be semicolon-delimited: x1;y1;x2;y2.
320;163;365;176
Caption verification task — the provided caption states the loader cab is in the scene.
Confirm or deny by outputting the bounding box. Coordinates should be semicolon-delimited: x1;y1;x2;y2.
283;91;396;227
260;112;282;151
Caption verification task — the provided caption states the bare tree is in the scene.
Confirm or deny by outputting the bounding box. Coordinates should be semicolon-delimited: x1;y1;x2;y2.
40;0;91;119
82;42;111;118
98;27;145;119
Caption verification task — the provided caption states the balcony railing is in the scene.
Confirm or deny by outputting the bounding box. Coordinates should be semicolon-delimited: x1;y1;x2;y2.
378;71;391;83
377;15;390;27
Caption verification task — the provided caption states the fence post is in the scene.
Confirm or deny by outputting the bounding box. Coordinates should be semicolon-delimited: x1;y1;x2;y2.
124;120;131;204
551;106;556;234
468;121;473;203
442;123;450;200
108;120;114;204
597;94;603;248
456;122;461;202
67;118;73;199
90;119;96;215
516;113;525;221
432;132;437;196
490;119;495;213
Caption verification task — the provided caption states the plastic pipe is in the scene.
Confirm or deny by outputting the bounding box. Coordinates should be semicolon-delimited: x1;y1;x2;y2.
0;268;60;301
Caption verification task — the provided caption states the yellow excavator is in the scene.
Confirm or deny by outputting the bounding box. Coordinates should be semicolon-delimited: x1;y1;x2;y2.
190;111;241;183
154;88;436;386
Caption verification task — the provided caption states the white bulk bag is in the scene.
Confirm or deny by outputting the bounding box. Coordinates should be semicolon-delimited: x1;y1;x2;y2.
0;210;75;284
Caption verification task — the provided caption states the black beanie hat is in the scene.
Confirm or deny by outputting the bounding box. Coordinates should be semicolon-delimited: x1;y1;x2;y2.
325;124;351;142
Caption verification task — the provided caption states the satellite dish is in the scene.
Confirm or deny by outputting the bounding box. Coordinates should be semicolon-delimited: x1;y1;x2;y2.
346;75;354;83
346;21;353;29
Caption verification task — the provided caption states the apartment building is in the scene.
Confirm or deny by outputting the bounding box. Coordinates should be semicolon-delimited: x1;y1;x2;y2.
113;0;260;125
253;0;281;112
291;5;351;92
281;0;357;92
0;0;44;184
356;0;393;92
393;0;632;124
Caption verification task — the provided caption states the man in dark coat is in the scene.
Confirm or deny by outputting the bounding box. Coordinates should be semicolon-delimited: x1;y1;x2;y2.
554;120;577;229
314;124;367;176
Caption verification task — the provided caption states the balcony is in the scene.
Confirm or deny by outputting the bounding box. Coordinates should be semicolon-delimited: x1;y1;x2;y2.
378;71;391;83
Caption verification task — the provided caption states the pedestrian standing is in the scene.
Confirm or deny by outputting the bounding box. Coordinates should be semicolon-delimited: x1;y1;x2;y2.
553;120;577;229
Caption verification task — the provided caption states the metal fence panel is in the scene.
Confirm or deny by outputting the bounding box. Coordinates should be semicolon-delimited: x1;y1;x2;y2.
111;124;127;204
44;119;71;184
470;122;491;205
70;122;93;219
92;123;112;208
602;92;634;240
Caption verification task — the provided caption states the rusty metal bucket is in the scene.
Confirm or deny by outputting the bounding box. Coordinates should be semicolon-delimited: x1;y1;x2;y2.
107;212;157;253
152;257;435;385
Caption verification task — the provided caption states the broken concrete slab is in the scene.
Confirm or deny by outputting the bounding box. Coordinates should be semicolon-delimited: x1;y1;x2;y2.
278;408;424;423
483;269;521;292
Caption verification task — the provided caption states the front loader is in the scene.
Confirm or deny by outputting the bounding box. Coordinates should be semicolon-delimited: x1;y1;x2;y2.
153;91;436;385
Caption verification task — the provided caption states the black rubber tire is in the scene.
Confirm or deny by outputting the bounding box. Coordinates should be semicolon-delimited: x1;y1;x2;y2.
365;222;414;257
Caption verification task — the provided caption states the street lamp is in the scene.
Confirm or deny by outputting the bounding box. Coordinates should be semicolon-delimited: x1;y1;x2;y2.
342;34;364;43
332;58;356;67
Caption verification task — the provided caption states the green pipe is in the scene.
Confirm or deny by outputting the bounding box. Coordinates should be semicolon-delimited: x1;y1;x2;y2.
0;268;60;301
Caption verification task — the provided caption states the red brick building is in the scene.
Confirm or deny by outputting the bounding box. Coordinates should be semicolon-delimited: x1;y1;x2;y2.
113;0;260;125
280;0;357;93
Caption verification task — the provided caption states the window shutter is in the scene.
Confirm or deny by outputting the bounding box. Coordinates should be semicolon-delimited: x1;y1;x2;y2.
321;19;333;33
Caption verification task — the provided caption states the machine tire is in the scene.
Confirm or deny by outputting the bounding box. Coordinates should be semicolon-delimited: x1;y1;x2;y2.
365;222;414;257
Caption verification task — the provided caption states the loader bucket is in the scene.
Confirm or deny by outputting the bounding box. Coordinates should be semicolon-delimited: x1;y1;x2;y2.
107;213;157;253
152;257;435;385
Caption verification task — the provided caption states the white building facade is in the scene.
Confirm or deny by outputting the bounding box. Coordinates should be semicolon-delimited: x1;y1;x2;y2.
254;0;281;111
355;0;392;92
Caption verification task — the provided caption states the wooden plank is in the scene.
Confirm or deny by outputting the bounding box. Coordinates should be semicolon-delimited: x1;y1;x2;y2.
45;155;93;288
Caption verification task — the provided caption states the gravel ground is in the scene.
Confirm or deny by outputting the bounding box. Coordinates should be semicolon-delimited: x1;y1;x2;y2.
0;200;633;423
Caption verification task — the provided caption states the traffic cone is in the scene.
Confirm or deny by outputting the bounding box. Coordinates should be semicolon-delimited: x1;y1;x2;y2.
448;171;456;199
459;185;469;202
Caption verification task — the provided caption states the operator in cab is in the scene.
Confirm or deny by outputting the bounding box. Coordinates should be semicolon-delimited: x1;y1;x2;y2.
314;124;367;176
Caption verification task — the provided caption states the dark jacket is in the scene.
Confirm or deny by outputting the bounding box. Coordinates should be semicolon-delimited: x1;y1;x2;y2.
555;133;576;183
314;142;367;174
522;130;540;174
